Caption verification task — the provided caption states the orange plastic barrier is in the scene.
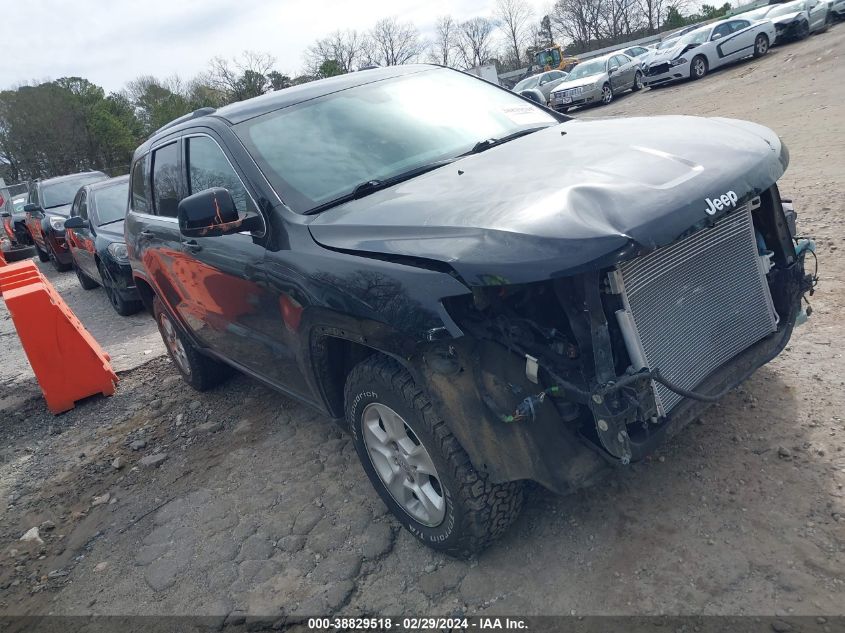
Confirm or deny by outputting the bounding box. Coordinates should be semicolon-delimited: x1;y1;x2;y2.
0;260;118;414
0;249;6;265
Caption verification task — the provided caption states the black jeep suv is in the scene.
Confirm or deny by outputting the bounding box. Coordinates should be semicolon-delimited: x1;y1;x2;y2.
126;65;814;556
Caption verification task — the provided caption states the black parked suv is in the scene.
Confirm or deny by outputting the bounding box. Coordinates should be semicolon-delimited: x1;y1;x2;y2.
24;171;108;271
64;176;142;315
126;65;814;556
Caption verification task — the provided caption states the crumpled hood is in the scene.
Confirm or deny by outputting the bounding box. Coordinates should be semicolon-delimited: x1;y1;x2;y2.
308;116;788;287
649;44;686;63
772;12;803;24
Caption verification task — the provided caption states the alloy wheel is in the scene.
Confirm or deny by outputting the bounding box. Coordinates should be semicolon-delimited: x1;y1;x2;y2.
635;73;643;89
361;403;446;527
602;85;613;104
756;36;769;55
694;58;706;78
158;312;191;377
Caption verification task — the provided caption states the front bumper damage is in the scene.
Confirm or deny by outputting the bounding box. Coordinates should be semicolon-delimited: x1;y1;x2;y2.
417;193;815;495
644;60;690;86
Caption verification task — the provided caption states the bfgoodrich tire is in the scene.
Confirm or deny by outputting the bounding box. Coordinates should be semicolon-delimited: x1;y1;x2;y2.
345;355;524;558
152;296;232;391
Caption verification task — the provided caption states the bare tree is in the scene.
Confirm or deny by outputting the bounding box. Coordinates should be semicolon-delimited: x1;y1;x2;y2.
551;0;603;48
206;51;277;102
455;17;498;69
428;16;460;67
370;17;425;66
495;0;535;68
304;30;371;74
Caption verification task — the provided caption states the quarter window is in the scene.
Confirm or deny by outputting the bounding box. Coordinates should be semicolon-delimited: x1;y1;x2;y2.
130;154;151;214
151;142;181;218
186;136;252;214
78;192;88;220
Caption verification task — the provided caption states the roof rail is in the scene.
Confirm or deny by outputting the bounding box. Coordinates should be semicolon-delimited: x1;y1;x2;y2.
152;107;217;137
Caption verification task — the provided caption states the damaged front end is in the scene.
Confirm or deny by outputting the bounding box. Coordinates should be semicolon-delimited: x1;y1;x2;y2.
419;186;816;495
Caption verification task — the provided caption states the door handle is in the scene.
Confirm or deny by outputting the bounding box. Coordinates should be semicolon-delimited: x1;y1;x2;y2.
184;240;202;253
139;230;154;237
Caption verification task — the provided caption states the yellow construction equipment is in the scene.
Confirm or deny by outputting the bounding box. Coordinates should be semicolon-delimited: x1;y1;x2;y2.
535;46;579;72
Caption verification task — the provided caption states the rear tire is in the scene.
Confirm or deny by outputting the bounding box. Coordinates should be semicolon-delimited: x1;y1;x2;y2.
152;295;232;391
753;33;770;57
345;355;524;558
74;263;99;290
690;55;708;80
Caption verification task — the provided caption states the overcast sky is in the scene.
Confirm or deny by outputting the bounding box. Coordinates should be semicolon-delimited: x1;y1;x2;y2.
1;0;558;93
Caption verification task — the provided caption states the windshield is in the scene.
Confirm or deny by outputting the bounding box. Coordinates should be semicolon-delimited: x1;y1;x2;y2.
566;59;606;80
94;181;129;225
678;27;711;46
514;76;540;91
236;68;558;214
657;37;680;49
12;196;26;212
767;2;803;17
743;6;771;18
42;174;106;210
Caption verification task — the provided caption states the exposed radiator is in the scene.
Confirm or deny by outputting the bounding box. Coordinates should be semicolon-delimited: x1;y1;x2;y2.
613;204;778;416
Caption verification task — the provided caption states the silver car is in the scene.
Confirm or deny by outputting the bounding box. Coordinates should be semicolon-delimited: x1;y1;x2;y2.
549;53;643;111
513;70;569;104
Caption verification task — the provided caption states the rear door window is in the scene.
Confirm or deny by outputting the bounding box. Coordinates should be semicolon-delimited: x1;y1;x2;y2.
151;142;181;218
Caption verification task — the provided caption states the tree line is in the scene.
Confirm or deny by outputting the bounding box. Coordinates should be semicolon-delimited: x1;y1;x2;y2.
0;0;730;183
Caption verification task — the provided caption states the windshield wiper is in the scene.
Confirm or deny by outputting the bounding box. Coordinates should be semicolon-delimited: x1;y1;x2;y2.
304;157;458;215
462;126;549;156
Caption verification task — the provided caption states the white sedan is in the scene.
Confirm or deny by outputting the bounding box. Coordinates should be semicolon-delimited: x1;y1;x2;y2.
643;17;776;87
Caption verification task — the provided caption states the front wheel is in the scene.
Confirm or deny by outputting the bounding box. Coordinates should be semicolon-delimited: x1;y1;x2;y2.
74;263;99;290
690;55;708;80
345;355;524;558
753;33;770;57
35;244;50;263
98;261;141;316
48;245;71;272
798;20;811;38
600;83;614;105
152;296;232;391
632;71;644;91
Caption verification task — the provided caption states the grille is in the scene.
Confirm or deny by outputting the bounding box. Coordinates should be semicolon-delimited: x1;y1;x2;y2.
556;87;583;99
647;62;671;75
613;205;778;416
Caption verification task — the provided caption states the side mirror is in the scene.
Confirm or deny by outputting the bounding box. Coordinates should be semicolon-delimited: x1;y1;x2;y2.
608;66;618;74
24;203;39;214
64;216;86;230
711;33;723;40
178;188;259;238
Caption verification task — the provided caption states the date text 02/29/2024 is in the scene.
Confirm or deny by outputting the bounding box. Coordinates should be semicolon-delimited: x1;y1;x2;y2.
307;617;529;630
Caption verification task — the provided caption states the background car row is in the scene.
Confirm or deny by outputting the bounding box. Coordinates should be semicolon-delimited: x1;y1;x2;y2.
517;0;835;112
15;171;143;316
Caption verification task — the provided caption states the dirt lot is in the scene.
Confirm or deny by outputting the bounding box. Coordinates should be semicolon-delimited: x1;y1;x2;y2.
1;26;844;623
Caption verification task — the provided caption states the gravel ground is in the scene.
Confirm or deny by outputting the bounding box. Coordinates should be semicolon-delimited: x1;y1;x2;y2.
1;26;843;623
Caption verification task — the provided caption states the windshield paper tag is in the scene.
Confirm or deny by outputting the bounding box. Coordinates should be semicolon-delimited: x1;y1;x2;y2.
501;105;556;125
